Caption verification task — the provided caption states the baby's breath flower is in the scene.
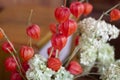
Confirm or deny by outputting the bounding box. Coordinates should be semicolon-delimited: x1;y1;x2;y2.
101;60;120;80
26;54;74;80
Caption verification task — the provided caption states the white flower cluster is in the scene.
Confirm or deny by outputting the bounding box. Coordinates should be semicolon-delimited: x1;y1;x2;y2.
101;60;120;80
26;54;74;80
78;17;119;68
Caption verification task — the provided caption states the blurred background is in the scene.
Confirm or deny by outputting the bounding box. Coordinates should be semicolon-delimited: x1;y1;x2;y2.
0;0;120;80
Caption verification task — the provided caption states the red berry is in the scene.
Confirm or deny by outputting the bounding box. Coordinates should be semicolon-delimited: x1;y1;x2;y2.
2;41;13;53
10;72;22;80
0;31;3;39
110;9;120;21
59;19;77;37
49;23;57;34
70;2;84;18
20;46;34;61
66;61;83;75
26;24;40;40
22;61;29;72
47;47;60;58
75;36;80;46
47;58;62;71
5;57;17;72
83;2;93;16
55;6;71;23
51;33;67;50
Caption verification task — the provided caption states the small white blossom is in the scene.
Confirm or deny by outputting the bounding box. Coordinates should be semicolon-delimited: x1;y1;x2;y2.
26;54;74;80
101;60;120;80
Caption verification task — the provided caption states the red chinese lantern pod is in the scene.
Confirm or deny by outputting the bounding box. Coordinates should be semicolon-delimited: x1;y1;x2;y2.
110;9;120;21
70;2;84;18
66;61;83;75
0;31;4;39
22;61;29;72
51;33;67;50
26;24;40;40
47;58;62;71
59;19;77;37
75;35;80;46
5;57;17;72
83;2;93;16
20;46;34;61
47;47;60;58
55;6;71;23
10;72;22;80
49;23;57;34
2;41;13;53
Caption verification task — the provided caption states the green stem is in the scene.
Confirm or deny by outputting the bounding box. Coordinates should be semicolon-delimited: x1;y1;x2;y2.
99;2;120;20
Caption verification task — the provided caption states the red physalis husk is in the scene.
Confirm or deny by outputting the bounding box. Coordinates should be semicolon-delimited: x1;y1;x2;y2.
51;33;67;50
0;31;4;39
83;2;93;16
59;19;77;37
20;46;34;61
22;61;29;72
55;6;71;23
47;47;60;58
75;35;80;46
10;72;22;80
47;58;62;71
70;1;84;18
66;61;83;75
110;9;120;21
49;23;57;34
26;24;40;40
2;41;13;53
5;57;17;72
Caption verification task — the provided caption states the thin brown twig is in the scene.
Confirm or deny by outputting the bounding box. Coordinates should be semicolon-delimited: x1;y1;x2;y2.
99;2;120;20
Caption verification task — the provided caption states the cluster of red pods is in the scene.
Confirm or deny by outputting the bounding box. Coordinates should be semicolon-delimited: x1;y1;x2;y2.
0;1;120;80
47;1;93;75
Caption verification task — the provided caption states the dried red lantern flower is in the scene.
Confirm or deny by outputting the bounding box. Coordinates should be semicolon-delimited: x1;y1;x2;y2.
49;23;57;34
83;2;93;16
20;46;34;61
5;57;17;72
70;2;84;18
75;35;80;46
55;6;71;23
66;61;83;75
51;33;67;50
26;24;40;40
0;31;4;39
22;61;29;72
2;41;13;53
47;58;62;71
10;72;22;80
59;19;77;37
47;47;60;58
110;9;120;21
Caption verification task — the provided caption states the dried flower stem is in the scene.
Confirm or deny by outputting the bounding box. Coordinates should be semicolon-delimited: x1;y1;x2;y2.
7;48;27;80
55;49;59;58
74;72;101;79
28;9;33;25
65;45;80;67
99;2;120;20
0;28;25;75
49;47;54;58
63;0;67;7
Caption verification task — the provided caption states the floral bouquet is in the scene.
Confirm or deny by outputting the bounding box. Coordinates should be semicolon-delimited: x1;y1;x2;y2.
0;0;120;80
